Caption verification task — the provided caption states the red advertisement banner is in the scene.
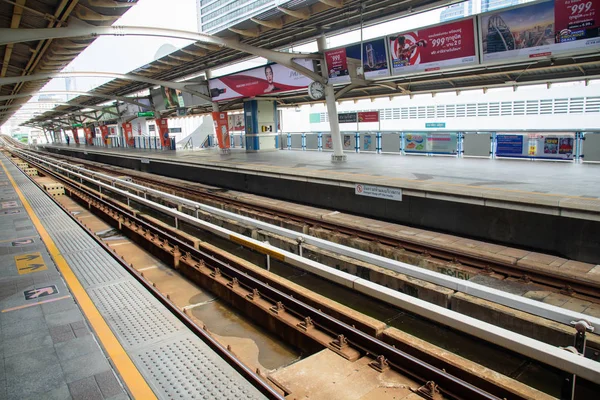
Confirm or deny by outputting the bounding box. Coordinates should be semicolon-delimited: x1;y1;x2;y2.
155;118;170;148
71;128;80;145
122;122;134;147
99;125;109;145
555;0;599;40
84;127;93;145
389;18;477;75
212;112;230;150
208;60;314;102
325;48;349;82
358;111;379;123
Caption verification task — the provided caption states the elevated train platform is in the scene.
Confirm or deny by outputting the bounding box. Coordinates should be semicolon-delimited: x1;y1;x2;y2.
40;144;600;264
0;152;266;399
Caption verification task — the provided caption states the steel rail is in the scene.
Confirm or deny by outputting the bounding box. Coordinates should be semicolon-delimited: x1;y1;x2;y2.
10;145;600;386
30;147;599;299
16;147;600;333
1;152;283;400
14;149;505;400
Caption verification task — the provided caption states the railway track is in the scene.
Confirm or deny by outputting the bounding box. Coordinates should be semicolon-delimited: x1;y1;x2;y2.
1;144;516;400
22;145;600;301
4;140;600;399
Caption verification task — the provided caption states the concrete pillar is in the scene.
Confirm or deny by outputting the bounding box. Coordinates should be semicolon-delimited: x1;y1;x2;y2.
317;35;346;163
244;99;278;152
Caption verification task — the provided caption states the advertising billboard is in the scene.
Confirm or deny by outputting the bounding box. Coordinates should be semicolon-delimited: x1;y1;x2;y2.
161;87;184;109
480;0;600;63
122;122;134;147
84;127;93;145
405;133;458;154
212;112;231;149
228;114;244;131
99;125;109;144
155;118;170;148
325;37;390;83
208;60;315;102
388;18;478;75
71;128;80;145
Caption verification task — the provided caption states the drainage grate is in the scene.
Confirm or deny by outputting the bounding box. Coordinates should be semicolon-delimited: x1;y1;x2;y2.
90;281;181;349
64;248;129;287
135;336;265;400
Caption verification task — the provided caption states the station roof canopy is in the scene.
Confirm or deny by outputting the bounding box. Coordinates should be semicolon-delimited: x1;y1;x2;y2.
0;0;138;126
8;0;600;127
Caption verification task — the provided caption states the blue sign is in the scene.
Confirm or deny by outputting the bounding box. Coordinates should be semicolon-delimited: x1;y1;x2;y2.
496;135;524;155
425;123;445;128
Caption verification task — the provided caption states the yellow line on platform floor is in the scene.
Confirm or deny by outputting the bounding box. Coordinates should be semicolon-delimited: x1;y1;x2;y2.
0;159;156;400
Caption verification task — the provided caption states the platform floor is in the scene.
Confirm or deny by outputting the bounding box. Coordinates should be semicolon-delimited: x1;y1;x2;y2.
44;144;600;213
0;153;265;400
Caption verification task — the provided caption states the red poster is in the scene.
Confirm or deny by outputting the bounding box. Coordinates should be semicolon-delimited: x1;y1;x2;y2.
208;60;314;101
99;125;109;144
555;0;599;41
325;48;349;81
122;122;134;147
212;112;230;150
358;112;379;123
84;127;93;145
71;128;80;145
389;18;477;75
155;118;170;148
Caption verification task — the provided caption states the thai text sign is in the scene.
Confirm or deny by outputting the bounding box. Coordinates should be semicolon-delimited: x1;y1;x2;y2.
355;184;402;201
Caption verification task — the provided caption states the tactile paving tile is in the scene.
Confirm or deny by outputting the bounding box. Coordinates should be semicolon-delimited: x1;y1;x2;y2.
52;229;98;253
40;214;77;233
64;248;130;287
134;335;264;400
89;280;182;349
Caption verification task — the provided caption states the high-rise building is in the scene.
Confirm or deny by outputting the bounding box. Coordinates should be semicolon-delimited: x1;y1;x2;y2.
197;0;277;35
440;0;526;22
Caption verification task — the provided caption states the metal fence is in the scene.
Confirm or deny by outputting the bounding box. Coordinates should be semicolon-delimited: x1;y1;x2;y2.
282;131;600;162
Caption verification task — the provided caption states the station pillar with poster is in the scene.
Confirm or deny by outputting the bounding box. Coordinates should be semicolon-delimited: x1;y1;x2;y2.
243;99;278;152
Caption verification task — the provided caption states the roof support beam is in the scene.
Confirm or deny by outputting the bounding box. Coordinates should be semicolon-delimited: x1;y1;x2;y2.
318;0;343;8
228;27;260;38
0;101;120;115
0;71;213;102
0;22;326;83
250;17;283;30
1;0;26;78
276;6;311;20
0;91;151;109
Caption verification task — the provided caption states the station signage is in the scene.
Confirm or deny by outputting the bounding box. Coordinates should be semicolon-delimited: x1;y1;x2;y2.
338;112;358;123
388;17;478;76
479;0;600;64
358;111;379;123
208;60;315;102
72;123;83;128
325;38;390;84
425;122;446;128
137;111;155;118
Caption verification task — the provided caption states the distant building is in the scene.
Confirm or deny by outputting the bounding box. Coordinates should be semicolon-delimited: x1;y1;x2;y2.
197;0;278;34
440;0;526;22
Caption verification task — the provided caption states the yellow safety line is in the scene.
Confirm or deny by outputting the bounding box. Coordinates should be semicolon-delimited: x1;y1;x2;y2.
0;159;156;400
